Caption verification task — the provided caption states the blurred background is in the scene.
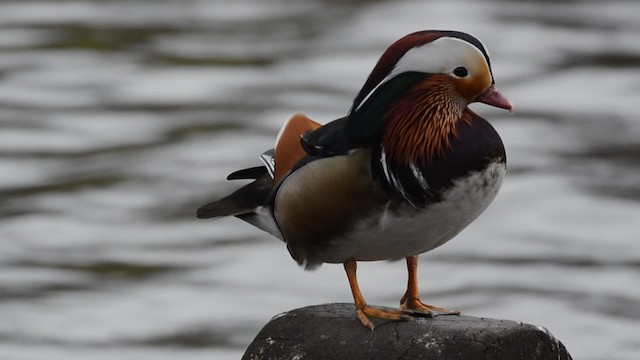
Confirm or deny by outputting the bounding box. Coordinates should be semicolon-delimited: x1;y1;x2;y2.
1;0;639;359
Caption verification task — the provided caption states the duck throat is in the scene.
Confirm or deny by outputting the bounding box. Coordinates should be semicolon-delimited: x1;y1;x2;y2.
382;79;466;166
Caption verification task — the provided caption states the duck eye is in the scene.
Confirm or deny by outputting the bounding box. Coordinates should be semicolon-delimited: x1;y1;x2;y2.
453;66;468;77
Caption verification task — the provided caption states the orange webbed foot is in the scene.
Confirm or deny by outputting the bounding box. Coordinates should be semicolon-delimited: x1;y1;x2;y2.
399;296;461;317
356;304;412;330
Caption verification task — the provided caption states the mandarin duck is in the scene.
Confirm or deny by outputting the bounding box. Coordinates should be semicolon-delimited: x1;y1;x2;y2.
197;30;513;330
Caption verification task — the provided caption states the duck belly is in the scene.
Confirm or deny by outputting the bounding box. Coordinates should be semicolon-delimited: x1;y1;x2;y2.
319;161;506;263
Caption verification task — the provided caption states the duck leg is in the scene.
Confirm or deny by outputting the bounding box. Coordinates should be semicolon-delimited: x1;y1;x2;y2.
399;255;460;316
344;259;409;330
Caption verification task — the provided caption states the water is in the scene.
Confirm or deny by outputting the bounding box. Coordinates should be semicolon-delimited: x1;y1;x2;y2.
1;0;639;359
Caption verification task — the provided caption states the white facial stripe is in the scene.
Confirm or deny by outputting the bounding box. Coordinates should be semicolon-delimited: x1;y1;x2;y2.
393;37;489;78
356;37;491;112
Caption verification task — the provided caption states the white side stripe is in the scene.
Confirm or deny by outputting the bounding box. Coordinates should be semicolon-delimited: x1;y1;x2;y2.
380;147;418;207
409;161;430;191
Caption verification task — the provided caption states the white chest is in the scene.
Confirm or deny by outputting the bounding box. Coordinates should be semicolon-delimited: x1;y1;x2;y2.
318;161;506;263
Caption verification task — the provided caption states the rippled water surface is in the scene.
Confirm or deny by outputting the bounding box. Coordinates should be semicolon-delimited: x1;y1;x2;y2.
2;0;640;359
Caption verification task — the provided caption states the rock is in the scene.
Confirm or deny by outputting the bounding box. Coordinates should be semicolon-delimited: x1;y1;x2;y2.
242;303;572;360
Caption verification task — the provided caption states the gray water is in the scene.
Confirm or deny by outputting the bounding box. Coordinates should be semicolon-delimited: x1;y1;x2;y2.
1;0;640;359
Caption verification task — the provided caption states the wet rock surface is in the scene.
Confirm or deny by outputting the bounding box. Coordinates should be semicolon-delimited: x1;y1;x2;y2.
243;303;572;360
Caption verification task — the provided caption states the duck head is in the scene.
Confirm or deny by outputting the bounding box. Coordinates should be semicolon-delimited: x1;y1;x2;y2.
346;30;512;164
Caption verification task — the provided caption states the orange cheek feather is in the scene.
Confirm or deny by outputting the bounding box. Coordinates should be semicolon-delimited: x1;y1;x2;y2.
455;60;492;101
382;76;462;166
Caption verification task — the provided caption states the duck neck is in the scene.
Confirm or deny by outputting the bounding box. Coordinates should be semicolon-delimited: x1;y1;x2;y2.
382;77;468;167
